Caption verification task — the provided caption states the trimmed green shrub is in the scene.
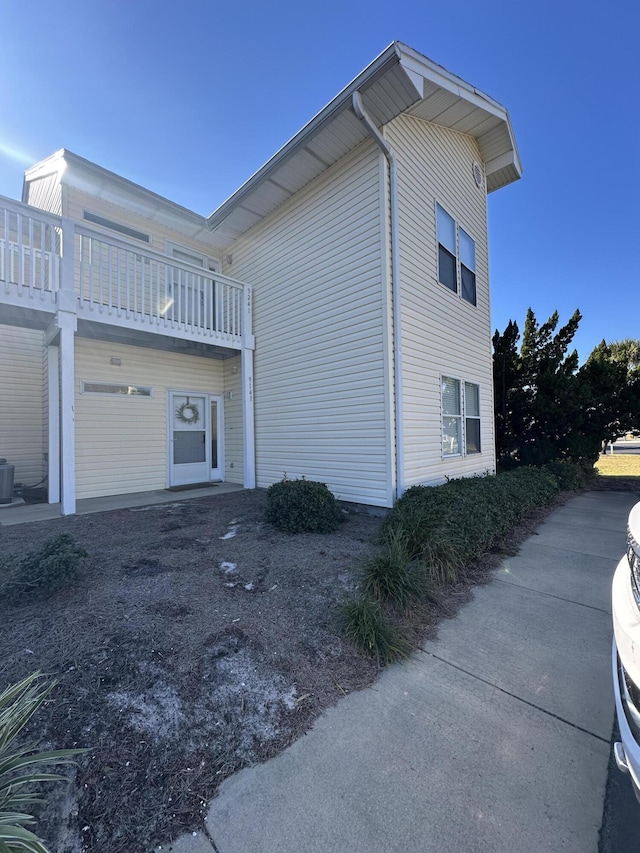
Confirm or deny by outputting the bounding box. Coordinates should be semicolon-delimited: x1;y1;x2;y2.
381;468;560;582
543;459;596;490
0;672;85;853
338;596;410;662
340;466;581;662
266;477;343;534
2;534;87;600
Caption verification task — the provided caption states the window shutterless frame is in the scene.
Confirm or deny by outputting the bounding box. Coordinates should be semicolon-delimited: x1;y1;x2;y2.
164;240;221;273
82;210;151;244
441;376;482;458
441;376;462;456
435;203;476;306
80;380;153;397
464;381;481;453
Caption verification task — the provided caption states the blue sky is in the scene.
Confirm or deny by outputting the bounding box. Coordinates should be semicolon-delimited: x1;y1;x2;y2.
1;0;637;361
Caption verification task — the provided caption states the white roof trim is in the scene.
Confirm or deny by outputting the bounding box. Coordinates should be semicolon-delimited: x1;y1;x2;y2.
206;41;522;246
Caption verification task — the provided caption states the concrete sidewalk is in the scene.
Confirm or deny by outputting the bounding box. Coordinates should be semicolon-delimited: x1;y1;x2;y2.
163;490;638;853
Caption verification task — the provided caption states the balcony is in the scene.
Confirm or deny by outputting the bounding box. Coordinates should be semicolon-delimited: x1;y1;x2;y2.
0;196;250;349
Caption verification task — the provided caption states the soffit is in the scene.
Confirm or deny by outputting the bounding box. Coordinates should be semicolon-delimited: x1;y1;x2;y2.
206;42;521;250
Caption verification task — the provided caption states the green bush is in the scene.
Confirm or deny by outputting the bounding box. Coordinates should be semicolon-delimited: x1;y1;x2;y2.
339;467;571;663
338;596;410;662
0;672;85;853
381;468;560;581
266;477;343;534
2;534;87;600
543;459;595;490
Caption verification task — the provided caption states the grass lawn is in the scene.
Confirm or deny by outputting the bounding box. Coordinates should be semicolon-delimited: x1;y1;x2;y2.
595;454;640;478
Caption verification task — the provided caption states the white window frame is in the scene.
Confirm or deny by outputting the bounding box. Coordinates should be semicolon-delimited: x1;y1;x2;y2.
435;203;477;307
441;376;462;457
464;381;481;455
163;242;220;328
165;240;220;273
80;380;153;397
440;376;482;458
82;210;151;244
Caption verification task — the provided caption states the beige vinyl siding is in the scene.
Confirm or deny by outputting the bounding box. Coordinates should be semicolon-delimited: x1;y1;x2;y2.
24;174;62;216
223;355;243;484
386;115;496;486
63;187;222;262
224;141;393;507
74;338;224;498
0;325;45;485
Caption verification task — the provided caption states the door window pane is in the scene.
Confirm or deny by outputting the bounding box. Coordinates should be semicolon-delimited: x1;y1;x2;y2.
174;430;205;464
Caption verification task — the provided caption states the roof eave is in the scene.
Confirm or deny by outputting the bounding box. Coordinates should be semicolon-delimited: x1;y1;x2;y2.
206;41;413;231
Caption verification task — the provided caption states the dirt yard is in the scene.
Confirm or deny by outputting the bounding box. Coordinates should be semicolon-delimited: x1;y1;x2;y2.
0;484;615;852
1;490;385;852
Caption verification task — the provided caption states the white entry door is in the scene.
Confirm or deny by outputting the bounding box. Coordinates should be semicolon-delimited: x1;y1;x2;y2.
169;392;223;487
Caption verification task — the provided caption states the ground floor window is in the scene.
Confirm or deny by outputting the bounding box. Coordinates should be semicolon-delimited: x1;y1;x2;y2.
441;377;481;456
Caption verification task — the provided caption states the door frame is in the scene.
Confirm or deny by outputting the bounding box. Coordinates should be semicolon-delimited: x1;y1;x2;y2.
167;390;224;487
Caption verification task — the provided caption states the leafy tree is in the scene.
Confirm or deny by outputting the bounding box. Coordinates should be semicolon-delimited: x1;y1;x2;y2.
493;308;583;467
493;313;638;469
578;339;640;452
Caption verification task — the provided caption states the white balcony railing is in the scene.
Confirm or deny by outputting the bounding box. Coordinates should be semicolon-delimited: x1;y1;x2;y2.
0;196;248;347
0;198;60;307
75;226;244;343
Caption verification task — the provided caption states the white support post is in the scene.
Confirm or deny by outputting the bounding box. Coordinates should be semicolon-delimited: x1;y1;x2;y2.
58;311;76;515
47;344;60;504
58;217;77;515
241;286;256;489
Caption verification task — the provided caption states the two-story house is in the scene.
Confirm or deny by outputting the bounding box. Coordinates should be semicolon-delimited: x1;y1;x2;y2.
0;41;521;515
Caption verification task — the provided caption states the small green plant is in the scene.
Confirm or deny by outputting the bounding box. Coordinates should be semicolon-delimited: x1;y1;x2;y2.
360;529;426;610
339;597;410;662
419;529;465;586
266;476;343;534
2;534;87;600
0;672;85;853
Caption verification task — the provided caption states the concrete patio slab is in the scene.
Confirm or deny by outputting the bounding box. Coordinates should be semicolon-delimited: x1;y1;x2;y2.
0;482;244;526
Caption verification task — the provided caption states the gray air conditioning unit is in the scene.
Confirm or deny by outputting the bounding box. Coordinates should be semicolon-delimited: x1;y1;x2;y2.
0;459;15;504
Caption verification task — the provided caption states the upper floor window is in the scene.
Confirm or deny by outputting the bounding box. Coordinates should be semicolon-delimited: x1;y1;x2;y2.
83;210;150;244
436;204;476;306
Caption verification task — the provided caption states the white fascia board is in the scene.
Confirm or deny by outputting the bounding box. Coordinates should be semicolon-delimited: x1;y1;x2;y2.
50;149;211;239
484;149;522;179
397;43;507;118
206;42;423;231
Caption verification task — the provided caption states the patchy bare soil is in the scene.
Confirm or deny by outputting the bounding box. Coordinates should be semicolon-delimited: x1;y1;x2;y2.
0;486;614;852
1;490;382;852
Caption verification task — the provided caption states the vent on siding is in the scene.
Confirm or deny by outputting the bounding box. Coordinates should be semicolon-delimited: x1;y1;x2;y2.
472;161;484;189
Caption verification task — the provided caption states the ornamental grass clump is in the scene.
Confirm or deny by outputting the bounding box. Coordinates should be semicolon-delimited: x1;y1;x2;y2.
0;672;85;853
359;529;427;611
266;476;344;534
338;597;411;663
